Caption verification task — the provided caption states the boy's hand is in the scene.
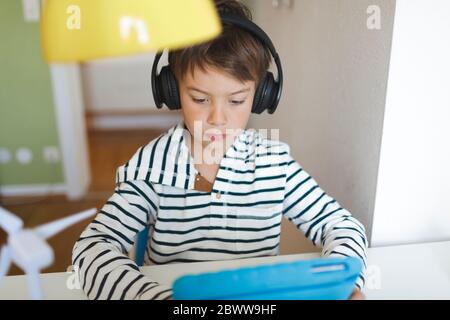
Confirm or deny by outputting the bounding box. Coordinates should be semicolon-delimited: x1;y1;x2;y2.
349;288;365;300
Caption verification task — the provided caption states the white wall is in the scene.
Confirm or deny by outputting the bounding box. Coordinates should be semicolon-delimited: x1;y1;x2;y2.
81;53;166;113
248;0;396;248
371;0;450;246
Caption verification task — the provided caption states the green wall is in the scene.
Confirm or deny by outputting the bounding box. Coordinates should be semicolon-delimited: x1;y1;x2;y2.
0;0;63;187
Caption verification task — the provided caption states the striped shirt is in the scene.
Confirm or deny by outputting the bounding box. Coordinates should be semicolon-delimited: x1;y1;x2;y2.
72;120;368;300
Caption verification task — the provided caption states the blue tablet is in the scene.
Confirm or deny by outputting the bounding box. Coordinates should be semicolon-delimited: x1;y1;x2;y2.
172;257;362;300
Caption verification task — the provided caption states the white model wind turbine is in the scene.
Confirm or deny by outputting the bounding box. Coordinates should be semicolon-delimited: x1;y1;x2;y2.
0;206;96;299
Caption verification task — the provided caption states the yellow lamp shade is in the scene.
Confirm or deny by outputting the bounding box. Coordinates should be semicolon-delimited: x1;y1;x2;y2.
40;0;222;62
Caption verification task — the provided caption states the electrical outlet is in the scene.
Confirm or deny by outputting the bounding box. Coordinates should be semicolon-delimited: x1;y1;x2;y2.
22;0;40;22
16;147;33;165
0;148;12;164
43;146;61;164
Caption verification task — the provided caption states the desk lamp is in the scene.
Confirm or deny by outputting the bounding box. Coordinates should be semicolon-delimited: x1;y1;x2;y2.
40;0;222;62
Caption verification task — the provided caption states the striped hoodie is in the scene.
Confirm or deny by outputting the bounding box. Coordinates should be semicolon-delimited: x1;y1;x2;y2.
72;120;368;300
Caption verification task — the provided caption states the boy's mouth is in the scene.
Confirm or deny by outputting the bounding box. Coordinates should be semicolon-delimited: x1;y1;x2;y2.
206;133;227;142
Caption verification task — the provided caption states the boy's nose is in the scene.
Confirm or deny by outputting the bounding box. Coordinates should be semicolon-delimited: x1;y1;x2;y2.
207;106;227;126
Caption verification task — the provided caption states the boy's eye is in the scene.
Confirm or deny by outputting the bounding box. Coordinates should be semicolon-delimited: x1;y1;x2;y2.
191;97;245;105
192;97;207;104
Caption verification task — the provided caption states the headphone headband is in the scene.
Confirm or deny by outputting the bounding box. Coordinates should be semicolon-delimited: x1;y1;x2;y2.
220;14;283;112
220;14;277;58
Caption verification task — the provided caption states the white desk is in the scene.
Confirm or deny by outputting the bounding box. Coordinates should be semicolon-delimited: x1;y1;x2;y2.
1;241;450;300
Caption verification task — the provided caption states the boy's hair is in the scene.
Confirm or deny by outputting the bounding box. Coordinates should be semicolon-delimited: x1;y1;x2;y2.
168;0;272;85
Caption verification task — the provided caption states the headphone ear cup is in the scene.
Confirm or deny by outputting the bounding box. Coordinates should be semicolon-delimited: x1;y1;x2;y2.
159;66;181;110
252;72;275;114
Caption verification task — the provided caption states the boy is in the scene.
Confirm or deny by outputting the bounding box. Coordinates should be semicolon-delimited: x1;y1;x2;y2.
72;0;367;300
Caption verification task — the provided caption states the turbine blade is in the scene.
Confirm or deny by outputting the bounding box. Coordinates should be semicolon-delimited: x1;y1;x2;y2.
0;206;23;235
34;208;97;240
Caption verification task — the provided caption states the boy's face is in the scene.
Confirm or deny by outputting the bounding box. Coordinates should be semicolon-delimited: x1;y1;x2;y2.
179;65;256;151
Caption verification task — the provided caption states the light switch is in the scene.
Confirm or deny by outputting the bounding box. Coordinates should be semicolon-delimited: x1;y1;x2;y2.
43;146;61;164
272;0;294;10
282;0;293;9
22;0;40;22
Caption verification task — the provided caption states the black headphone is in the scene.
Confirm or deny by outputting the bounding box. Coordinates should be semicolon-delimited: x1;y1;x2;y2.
151;14;283;114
